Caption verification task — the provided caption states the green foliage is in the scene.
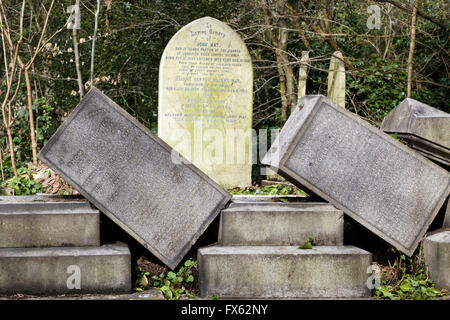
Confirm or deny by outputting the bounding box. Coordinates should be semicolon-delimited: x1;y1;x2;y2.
228;184;307;196
0;95;61;181
1;167;43;195
298;235;314;249
35;96;60;148
347;57;408;125
135;258;198;300
374;248;448;300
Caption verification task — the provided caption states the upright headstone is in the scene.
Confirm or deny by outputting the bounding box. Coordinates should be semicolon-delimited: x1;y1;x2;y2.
381;98;450;167
39;88;231;269
158;17;253;188
297;51;310;104
327;51;345;108
262;95;450;256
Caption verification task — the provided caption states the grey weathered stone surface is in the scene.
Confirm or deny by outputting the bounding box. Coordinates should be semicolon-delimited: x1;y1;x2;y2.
0;243;131;294
198;245;372;298
262;95;450;256
231;194;307;202
0;196;99;248
219;202;343;246
38;87;231;269
423;231;450;290
0;194;92;211
381;98;450;166
158;16;253;188
18;288;164;300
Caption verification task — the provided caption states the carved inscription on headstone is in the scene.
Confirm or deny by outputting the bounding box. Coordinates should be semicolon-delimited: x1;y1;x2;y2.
158;17;253;187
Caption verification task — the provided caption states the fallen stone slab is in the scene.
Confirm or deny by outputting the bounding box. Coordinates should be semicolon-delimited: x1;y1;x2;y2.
0;196;99;248
423;231;450;290
262;95;450;256
381;98;450;166
0;243;131;295
38;88;231;269
219;202;343;246
198;245;372;298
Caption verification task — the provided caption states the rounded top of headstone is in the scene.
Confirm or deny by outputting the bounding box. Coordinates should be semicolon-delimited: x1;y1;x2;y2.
160;16;250;60
425;230;450;243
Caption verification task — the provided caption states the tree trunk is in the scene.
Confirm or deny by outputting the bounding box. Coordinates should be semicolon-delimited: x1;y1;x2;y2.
73;26;84;99
275;53;288;125
407;0;419;98
5;125;17;177
24;68;38;165
90;0;101;89
263;5;288;125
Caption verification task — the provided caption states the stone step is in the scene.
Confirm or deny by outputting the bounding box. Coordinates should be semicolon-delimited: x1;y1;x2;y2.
0;243;131;295
0;196;100;248
423;230;450;290
0;194;94;213
219;202;343;246
198;245;372;298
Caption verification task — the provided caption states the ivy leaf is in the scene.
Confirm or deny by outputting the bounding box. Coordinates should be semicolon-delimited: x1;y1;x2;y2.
399;280;413;293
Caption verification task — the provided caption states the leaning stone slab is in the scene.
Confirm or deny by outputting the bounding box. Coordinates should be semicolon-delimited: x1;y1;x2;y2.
0;195;99;248
198;245;372;298
381;98;450;166
0;243;131;294
219;202;343;246
38;88;231;269
423;231;450;290
262;95;450;256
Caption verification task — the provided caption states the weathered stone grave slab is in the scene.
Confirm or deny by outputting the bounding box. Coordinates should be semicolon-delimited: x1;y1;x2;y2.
262;95;450;256
327;51;345;108
158;17;253;187
219;202;343;246
0;195;99;248
0;243;131;294
381;98;450;166
38;88;231;269
198;245;371;298
423;231;450;290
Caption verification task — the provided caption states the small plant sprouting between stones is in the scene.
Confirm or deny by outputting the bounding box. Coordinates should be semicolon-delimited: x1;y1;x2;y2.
298;235;314;249
135;258;198;300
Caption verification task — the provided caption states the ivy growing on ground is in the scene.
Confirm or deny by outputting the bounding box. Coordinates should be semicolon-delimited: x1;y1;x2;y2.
1;167;43;195
135;258;198;300
374;247;448;300
228;183;307;196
